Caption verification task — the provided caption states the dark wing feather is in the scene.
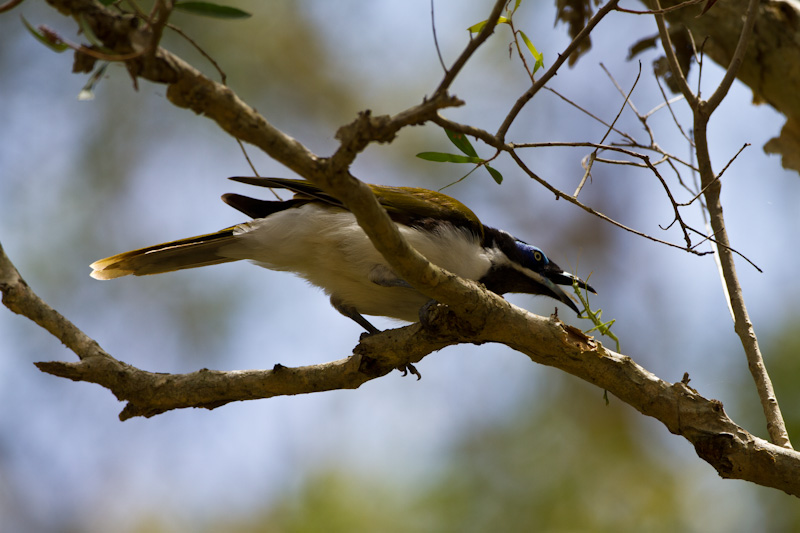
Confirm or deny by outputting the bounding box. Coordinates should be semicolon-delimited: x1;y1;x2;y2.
221;193;307;219
227;177;342;205
226;177;484;237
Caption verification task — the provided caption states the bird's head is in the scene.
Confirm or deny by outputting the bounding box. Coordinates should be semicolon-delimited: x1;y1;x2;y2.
479;229;595;315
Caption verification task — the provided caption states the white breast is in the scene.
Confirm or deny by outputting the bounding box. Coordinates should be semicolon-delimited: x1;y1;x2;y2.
217;203;492;321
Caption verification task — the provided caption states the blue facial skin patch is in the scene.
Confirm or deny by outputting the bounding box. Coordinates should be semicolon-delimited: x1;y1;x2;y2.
517;241;549;266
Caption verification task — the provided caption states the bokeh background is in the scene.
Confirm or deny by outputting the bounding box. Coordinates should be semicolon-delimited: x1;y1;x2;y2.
2;1;800;531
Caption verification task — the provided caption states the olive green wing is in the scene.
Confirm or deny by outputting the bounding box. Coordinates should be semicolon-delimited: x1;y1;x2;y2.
228;177;484;237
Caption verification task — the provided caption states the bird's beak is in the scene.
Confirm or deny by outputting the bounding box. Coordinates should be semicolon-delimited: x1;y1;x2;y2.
547;270;596;295
538;276;581;314
539;269;595;316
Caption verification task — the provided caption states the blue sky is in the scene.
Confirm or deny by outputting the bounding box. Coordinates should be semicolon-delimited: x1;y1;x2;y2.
2;1;799;530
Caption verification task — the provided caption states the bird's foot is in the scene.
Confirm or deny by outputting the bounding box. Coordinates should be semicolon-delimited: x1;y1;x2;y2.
397;362;422;380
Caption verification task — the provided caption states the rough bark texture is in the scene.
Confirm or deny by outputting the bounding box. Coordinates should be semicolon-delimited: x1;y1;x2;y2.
5;239;800;495
0;0;792;499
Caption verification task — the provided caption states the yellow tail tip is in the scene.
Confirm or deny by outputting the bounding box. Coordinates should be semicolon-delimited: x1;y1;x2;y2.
90;268;130;280
90;258;132;280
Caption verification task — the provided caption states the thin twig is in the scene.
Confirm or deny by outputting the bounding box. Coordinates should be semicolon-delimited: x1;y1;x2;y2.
123;0;228;83
677;143;748;207
0;0;24;13
167;24;228;84
654;73;693;144
433;0;506;97
684;226;762;272
505;15;535;83
429;0;447;73
544;85;697;171
643;94;685;120
37;25;146;61
144;0;172;62
434;109;715;256
575;63;643;197
507;149;709;256
704;0;759;112
600;61;656;146
614;0;703;15
234;139;282;200
544;86;636;144
496;0;621;140
653;0;697;108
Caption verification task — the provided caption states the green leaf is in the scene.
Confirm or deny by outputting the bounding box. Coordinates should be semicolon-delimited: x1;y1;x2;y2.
173;2;252;19
486;165;504;184
445;130;478;158
467;16;508;33
416;152;482;164
519;31;544;73
467;20;487;33
98;0;116;6
21;16;69;53
77;15;104;49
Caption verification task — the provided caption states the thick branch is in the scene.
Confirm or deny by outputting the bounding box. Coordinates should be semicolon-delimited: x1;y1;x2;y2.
47;0;321;177
0;243;104;360
694;116;791;448
42;0;474;321
12;0;794;496
34;325;457;420
5;239;800;494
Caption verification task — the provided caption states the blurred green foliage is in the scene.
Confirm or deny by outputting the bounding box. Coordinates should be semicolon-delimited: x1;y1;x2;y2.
3;2;800;532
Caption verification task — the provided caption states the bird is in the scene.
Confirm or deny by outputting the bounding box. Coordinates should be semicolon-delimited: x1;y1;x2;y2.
90;177;595;333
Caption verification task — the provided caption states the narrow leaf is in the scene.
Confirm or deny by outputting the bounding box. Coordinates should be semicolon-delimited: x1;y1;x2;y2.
77;15;104;49
21;16;68;53
173;2;252;19
445;129;478;158
486;165;504;184
416;152;482;164
467;16;508;33
519;31;544;73
467;20;487;33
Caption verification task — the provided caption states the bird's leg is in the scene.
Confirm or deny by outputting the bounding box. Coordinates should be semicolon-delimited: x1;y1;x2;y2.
330;296;380;335
399;362;421;380
330;296;422;378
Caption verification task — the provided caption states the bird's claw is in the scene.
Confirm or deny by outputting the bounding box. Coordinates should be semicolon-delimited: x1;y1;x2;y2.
397;363;422;380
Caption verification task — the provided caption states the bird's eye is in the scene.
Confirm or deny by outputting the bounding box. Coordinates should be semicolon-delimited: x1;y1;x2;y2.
517;242;549;266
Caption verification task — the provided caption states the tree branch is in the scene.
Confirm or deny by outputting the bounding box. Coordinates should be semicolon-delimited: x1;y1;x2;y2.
645;0;800;173
5;239;800;494
496;0;621;140
654;0;792;448
7;0;791;497
433;0;507;97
